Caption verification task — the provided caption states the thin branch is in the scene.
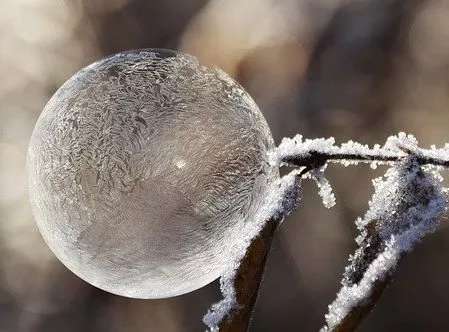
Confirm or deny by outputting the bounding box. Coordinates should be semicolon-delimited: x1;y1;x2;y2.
329;274;395;332
283;149;449;169
321;158;447;332
325;222;402;332
215;216;280;332
283;151;399;168
208;135;449;332
204;172;301;332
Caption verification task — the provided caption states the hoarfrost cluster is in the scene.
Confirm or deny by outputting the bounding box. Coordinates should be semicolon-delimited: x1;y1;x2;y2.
322;156;448;331
308;167;336;208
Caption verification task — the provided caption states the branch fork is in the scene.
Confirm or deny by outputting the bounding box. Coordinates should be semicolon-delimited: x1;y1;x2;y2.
204;133;449;332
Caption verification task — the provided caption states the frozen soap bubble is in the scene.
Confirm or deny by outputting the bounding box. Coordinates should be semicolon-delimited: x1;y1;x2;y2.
27;49;278;299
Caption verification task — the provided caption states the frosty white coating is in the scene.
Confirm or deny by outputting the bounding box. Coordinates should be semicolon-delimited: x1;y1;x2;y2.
322;157;448;331
27;49;278;299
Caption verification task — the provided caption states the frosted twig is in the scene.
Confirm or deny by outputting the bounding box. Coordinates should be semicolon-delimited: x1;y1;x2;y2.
273;133;449;170
203;171;302;331
205;133;449;332
321;158;448;332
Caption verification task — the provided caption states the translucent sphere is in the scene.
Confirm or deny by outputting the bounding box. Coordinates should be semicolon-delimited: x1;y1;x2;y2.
27;49;278;299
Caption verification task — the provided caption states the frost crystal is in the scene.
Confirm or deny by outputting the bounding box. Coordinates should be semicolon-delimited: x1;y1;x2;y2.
322;157;448;331
308;167;336;208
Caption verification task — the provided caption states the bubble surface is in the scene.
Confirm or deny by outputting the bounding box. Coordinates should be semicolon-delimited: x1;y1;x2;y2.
27;49;278;298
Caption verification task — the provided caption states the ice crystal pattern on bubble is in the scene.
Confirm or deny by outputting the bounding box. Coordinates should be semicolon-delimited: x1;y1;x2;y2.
27;49;278;299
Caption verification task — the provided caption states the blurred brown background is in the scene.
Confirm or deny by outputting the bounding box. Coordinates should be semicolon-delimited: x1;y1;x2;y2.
1;0;449;331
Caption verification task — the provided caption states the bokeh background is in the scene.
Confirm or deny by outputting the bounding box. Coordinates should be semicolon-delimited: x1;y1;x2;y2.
1;0;449;331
